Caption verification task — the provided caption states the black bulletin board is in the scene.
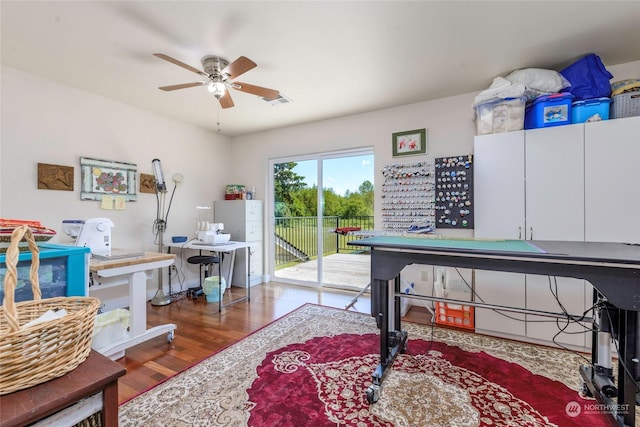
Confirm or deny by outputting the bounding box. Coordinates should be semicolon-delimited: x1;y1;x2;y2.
435;155;474;229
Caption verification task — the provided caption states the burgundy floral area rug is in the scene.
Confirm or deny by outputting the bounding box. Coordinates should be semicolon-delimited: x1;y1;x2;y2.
119;304;618;426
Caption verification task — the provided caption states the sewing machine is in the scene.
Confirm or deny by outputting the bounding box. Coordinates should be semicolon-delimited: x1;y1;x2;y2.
196;222;231;245
63;218;114;258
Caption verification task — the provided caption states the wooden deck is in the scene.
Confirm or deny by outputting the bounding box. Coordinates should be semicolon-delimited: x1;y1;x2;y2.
274;253;370;289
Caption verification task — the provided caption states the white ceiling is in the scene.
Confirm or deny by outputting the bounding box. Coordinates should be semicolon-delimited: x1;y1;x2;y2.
2;1;639;137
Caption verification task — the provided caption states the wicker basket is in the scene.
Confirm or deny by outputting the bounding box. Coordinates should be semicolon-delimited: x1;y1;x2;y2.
611;90;640;119
0;225;100;395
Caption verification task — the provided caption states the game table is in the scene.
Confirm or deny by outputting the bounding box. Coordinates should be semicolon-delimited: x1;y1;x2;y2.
348;236;640;426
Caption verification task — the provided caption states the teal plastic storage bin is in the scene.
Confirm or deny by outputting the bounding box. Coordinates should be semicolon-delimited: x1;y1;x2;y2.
0;243;90;303
572;97;611;123
525;93;573;129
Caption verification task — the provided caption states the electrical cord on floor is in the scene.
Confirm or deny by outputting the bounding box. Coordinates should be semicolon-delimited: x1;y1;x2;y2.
169;265;189;302
167;241;197;301
452;267;597;327
426;267;640;398
447;267;527;323
542;275;604;366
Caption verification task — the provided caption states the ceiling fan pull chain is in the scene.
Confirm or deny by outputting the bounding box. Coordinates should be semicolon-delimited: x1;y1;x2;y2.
217;104;221;133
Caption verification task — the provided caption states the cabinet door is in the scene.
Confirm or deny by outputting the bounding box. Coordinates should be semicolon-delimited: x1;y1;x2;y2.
585;116;640;244
525;124;587;349
474;271;526;337
474;132;525;338
233;241;263;286
524;124;584;240
474;131;525;239
525;274;587;348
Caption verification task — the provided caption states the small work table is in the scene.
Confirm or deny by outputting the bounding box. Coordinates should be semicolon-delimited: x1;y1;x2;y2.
348;236;640;427
165;240;251;311
89;252;176;359
0;350;126;427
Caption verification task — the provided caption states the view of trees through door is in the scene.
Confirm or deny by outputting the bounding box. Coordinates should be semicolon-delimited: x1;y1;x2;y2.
271;150;373;290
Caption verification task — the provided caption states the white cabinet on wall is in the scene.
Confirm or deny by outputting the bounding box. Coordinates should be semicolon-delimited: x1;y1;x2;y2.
474;117;640;349
214;200;263;287
474;131;526;337
523;125;589;348
474;123;594;350
474;130;525;239
524;125;584;241
584;117;640;244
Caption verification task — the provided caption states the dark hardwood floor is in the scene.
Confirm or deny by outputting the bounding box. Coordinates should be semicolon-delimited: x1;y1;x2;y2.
115;282;432;403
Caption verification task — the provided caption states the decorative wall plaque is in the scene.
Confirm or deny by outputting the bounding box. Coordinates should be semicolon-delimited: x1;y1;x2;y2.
37;163;74;191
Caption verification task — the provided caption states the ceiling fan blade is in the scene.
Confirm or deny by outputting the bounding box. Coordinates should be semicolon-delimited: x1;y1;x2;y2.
232;82;279;100
158;82;206;91
219;91;235;109
154;53;208;77
222;56;256;79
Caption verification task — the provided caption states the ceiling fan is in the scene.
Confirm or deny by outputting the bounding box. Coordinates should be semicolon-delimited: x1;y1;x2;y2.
153;53;280;109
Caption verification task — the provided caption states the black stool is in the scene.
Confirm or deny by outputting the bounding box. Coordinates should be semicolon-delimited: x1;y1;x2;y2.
187;254;222;298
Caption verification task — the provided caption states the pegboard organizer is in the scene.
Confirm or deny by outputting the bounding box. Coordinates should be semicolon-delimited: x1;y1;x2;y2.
435;155;474;229
381;160;435;233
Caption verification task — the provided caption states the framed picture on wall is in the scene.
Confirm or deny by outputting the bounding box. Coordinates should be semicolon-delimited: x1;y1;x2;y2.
392;128;427;157
80;157;138;201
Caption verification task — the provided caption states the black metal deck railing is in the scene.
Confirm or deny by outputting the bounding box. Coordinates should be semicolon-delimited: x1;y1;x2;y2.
274;216;373;267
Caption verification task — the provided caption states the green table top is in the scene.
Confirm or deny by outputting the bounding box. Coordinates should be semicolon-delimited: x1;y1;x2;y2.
349;236;546;254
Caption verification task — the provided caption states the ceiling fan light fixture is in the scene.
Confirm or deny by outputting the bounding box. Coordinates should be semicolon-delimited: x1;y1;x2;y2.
154;53;279;107
208;81;226;99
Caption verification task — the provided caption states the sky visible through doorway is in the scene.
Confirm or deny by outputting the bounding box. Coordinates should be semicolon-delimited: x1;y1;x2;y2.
292;155;374;196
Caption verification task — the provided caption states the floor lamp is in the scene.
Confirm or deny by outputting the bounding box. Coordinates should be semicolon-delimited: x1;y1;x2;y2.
150;158;182;306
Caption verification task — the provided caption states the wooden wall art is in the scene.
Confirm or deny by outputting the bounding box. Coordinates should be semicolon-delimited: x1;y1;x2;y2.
37;163;74;191
140;173;157;194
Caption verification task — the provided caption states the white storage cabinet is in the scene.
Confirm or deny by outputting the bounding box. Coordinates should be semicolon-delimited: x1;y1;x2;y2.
474;125;589;349
214;200;263;286
473;131;527;338
584;117;640;244
474;116;640;350
473;118;640;350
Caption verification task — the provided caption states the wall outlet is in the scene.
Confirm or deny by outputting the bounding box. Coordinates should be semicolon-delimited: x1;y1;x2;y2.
421;270;429;281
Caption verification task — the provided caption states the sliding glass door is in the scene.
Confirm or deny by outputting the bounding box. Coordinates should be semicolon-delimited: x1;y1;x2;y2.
270;149;373;290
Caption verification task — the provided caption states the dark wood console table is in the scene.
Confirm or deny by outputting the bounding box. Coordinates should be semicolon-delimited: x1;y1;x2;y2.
0;350;126;427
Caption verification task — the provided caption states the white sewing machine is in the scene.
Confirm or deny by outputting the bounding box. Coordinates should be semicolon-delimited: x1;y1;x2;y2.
196;222;231;245
63;218;114;257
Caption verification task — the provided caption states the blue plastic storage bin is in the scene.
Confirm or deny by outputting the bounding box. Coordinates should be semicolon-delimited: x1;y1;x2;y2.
525;93;573;129
0;243;90;303
571;97;611;123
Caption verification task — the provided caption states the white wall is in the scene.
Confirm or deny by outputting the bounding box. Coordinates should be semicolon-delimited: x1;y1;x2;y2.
1;65;232;307
1;60;638;307
229;60;640;293
229;91;478;293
